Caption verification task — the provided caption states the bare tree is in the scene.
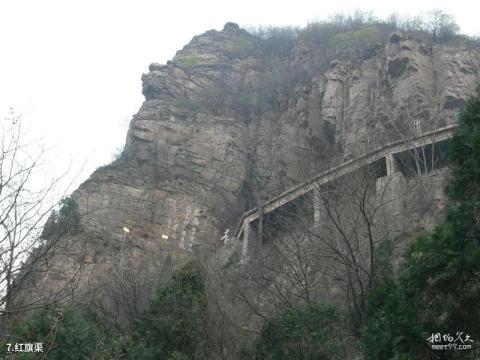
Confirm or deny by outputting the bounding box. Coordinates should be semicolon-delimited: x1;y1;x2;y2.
308;166;392;332
425;9;459;43
0;109;86;338
208;101;451;350
233;167;387;326
91;244;172;332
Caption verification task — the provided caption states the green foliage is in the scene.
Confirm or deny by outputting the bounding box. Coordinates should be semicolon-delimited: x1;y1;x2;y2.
361;87;480;359
362;272;422;359
57;197;80;224
254;303;347;360
331;26;381;46
41;196;81;239
7;306;123;360
128;260;208;359
172;54;202;69
5;262;209;359
447;87;480;203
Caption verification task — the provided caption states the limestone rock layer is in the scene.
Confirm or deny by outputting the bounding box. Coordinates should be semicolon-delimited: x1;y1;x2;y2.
68;24;480;273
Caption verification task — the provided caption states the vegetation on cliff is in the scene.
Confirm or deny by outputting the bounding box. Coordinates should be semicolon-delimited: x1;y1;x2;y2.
180;10;473;122
362;87;480;359
3;11;480;360
127;260;208;359
253;303;345;359
41;197;82;240
5;260;207;359
8;306;122;360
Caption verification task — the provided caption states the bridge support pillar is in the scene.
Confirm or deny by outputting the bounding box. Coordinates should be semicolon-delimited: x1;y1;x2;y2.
385;153;398;176
313;189;321;225
376;152;406;238
242;221;256;263
377;153;401;192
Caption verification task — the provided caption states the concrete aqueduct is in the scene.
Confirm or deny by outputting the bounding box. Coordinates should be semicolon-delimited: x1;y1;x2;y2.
235;125;455;259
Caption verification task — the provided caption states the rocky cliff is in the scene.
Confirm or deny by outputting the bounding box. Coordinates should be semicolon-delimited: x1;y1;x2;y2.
43;23;480;304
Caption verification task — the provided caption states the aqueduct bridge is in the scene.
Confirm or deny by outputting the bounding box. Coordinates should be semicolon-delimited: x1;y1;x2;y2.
235;125;456;258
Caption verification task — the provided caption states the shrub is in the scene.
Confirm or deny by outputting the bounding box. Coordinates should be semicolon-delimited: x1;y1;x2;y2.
248;26;299;58
331;25;381;46
172;54;202;69
362;87;480;359
41;196;81;240
254;303;347;360
128;260;208;359
8;307;101;360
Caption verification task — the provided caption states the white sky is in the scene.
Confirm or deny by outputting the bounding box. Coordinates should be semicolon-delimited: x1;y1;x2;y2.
0;0;478;193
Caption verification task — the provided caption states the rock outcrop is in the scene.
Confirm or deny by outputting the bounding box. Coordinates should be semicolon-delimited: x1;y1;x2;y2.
44;24;480;301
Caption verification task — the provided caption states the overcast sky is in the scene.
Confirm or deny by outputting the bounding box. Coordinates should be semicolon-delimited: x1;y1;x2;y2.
0;0;478;193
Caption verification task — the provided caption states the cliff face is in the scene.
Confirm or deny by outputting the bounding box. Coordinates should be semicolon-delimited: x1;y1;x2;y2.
60;23;479;289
